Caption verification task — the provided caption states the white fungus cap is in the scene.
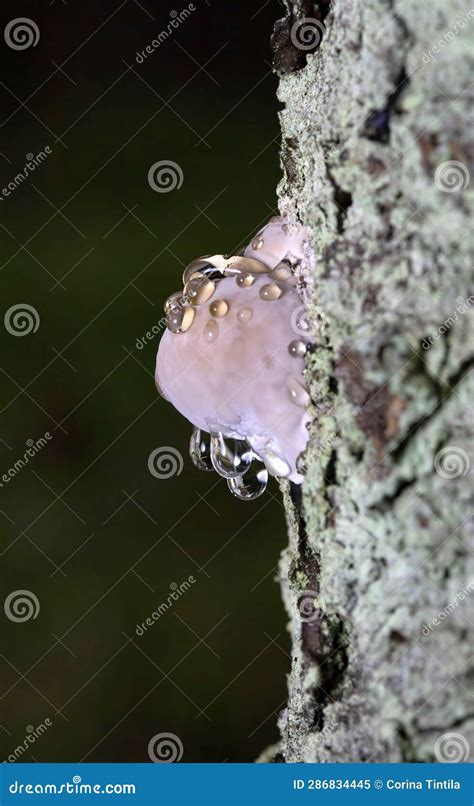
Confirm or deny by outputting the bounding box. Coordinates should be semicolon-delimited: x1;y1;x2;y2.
155;218;312;485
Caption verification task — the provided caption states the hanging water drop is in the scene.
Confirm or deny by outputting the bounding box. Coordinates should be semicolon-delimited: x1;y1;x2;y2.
210;432;252;478
227;461;268;500
189;428;213;471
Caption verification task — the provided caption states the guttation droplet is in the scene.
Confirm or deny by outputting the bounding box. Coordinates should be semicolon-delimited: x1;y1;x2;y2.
189;427;213;471
184;275;215;306
210;432;252;479
209;299;229;318
237;307;253;323
203;319;219;343
166;305;195;334
227;461;268;501
287;376;310;407
236;273;255;288
288;339;307;358
251;235;264;250
259;283;282;301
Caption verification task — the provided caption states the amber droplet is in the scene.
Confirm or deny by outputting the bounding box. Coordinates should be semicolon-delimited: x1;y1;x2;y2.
288;340;307;358
236;273;255;288
209;299;229;318
251;235;264;250
237;307;253;323
203;320;219;343
259;283;282;301
184;276;215;306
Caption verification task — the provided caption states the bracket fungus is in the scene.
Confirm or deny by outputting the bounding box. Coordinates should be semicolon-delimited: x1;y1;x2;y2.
155;217;313;500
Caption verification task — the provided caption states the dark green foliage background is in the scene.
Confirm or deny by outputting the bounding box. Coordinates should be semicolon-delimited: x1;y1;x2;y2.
0;0;289;762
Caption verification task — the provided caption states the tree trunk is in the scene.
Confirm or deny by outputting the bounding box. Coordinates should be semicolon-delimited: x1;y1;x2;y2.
267;0;473;763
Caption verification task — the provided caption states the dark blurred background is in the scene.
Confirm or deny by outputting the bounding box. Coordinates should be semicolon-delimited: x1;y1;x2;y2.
0;0;291;763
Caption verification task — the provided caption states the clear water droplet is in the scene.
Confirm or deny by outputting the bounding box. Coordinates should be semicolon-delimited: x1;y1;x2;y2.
259;283;282;301
210;432;252;478
227;461;268;500
209;299;229;318
263;450;291;478
236;273;255;288
182;258;223;285
237;307;253;323
189;428;213;471
184;276;216;306
166;306;195;333
287;376;310;407
288;339;307;358
164;291;185;315
251;235;264;250
203;319;219;343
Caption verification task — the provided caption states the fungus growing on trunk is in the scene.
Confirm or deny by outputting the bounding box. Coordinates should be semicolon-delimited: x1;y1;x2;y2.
155;217;313;499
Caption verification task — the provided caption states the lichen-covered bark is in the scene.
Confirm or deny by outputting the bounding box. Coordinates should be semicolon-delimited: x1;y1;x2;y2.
271;0;473;762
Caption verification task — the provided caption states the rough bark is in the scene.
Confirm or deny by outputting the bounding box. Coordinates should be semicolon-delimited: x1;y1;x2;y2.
267;0;473;762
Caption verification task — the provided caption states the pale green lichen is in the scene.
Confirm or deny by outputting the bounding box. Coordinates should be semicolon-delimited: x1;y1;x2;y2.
271;0;473;763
